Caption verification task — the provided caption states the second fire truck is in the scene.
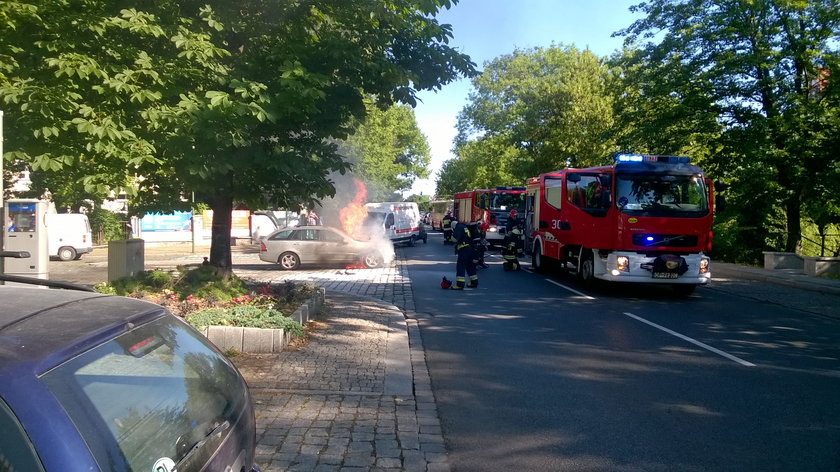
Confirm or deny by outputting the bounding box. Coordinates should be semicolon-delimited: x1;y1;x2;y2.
453;187;526;246
524;154;718;295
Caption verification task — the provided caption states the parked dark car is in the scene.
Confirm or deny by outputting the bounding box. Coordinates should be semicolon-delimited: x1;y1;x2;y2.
0;285;261;472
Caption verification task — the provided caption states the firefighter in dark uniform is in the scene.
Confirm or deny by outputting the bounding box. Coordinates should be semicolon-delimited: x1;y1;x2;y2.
451;219;478;289
502;209;525;271
470;218;489;269
442;211;454;245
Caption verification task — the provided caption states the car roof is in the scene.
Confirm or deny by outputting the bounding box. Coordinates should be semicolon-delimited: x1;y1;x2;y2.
0;287;167;370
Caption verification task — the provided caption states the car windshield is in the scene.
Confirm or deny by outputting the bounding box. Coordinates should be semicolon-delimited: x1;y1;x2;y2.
41;316;246;472
615;173;708;217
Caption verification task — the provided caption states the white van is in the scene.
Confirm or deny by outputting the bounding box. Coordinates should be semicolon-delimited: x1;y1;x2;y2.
363;202;425;246
46;213;93;261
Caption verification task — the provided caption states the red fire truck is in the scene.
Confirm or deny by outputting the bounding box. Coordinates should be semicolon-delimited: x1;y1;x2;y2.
453;187;526;246
524;154;717;295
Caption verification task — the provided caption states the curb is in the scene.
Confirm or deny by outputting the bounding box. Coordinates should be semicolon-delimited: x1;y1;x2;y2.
714;263;840;296
200;286;326;353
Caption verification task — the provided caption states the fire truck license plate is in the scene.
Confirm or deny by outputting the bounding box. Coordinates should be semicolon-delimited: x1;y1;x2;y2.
652;272;679;279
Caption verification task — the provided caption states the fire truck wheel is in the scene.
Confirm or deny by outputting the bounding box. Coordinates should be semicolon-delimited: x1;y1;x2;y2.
579;251;596;288
672;284;697;297
278;252;300;270
531;243;545;272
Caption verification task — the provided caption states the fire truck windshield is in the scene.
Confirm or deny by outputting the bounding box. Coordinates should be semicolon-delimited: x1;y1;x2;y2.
484;193;525;211
615;173;708;217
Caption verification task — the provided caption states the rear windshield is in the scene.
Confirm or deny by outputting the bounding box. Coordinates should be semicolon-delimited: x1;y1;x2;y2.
41;316;246;472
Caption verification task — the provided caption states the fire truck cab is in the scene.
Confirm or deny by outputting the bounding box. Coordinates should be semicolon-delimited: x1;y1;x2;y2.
524;154;715;295
453;187;525;246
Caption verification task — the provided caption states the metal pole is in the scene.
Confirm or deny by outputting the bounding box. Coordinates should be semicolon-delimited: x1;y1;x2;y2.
1;110;5;276
191;191;195;254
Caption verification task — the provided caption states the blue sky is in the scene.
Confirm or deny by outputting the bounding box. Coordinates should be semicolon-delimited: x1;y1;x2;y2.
410;0;643;196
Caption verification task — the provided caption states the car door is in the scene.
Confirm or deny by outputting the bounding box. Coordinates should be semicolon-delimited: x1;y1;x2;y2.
319;229;354;263
295;228;320;264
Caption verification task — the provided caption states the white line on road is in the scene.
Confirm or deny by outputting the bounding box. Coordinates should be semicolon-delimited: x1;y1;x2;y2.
623;312;756;367
546;279;596;299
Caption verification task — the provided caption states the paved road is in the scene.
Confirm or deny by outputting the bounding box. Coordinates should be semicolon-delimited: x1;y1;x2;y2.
408;233;840;472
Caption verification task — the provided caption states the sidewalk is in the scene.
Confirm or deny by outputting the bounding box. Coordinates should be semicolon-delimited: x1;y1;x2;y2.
229;249;446;472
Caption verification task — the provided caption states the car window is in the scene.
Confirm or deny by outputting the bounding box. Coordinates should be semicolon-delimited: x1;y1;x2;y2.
320;230;344;243
269;229;295;241
385;213;395;228
0;399;45;472
41;316;247;472
299;229;318;241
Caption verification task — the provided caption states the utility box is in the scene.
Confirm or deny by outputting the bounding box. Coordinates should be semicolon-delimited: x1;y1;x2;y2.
108;239;144;282
4;199;49;281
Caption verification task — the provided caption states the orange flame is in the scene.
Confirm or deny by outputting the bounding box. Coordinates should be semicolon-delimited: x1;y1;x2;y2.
339;179;368;239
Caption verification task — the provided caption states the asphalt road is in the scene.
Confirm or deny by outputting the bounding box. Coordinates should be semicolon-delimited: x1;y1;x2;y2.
406;234;840;472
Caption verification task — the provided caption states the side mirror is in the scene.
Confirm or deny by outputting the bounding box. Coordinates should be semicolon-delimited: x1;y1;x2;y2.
715;195;725;213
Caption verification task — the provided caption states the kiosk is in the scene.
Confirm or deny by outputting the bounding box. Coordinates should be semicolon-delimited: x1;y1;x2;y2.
4;199;49;280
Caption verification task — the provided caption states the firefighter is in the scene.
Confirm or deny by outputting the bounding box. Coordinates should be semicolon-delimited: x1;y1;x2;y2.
502;210;525;271
451;219;478;289
442;211;454;245
470;218;489;269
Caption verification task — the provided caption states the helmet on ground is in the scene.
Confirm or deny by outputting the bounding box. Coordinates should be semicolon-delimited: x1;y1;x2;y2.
509;209;518;219
440;276;452;289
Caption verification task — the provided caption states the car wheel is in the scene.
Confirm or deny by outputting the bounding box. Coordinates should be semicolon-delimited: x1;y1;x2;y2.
58;246;76;262
278;252;300;270
408;236;416;247
363;253;383;268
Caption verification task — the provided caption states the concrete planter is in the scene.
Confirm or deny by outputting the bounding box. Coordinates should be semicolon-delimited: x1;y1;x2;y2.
762;251;804;271
803;256;840;277
200;286;326;353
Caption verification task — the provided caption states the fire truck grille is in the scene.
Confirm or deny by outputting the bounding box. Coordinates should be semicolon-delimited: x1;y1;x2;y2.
632;234;698;247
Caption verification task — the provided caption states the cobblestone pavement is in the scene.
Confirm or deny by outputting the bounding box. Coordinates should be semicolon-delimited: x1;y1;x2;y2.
230;248;447;472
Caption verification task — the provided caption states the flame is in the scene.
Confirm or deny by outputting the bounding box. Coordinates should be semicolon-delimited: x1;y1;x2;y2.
339;178;369;239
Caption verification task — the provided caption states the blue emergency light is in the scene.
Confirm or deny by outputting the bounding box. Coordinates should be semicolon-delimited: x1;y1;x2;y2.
615;154;691;164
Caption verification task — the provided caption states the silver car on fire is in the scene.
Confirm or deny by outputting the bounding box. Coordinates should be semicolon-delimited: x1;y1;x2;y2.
258;225;393;270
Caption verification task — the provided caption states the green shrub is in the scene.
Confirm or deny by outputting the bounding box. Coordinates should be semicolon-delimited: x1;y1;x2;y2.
176;265;246;301
88;208;126;243
186;305;304;337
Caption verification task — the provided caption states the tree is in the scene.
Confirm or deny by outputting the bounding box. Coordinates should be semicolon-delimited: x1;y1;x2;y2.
618;0;840;253
453;45;617;184
1;1;475;276
344;99;431;201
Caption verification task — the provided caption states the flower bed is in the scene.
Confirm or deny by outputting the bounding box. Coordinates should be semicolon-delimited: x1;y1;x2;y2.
94;266;314;342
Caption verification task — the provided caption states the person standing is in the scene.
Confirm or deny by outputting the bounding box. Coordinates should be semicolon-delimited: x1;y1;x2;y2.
470;218;489;269
502;210;524;270
451;219;478;289
442;211;454;245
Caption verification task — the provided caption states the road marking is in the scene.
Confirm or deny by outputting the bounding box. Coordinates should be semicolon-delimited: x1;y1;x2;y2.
623;312;756;367
546;279;596;299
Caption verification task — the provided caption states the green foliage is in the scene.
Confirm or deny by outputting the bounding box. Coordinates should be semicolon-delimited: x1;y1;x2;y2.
442;45;616;191
186;306;304;337
88;208;126;242
345;100;432;199
617;0;840;253
96;265;245;300
1;0;476;274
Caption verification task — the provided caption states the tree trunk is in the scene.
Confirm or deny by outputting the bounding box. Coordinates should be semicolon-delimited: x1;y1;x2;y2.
207;192;234;280
784;195;802;253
